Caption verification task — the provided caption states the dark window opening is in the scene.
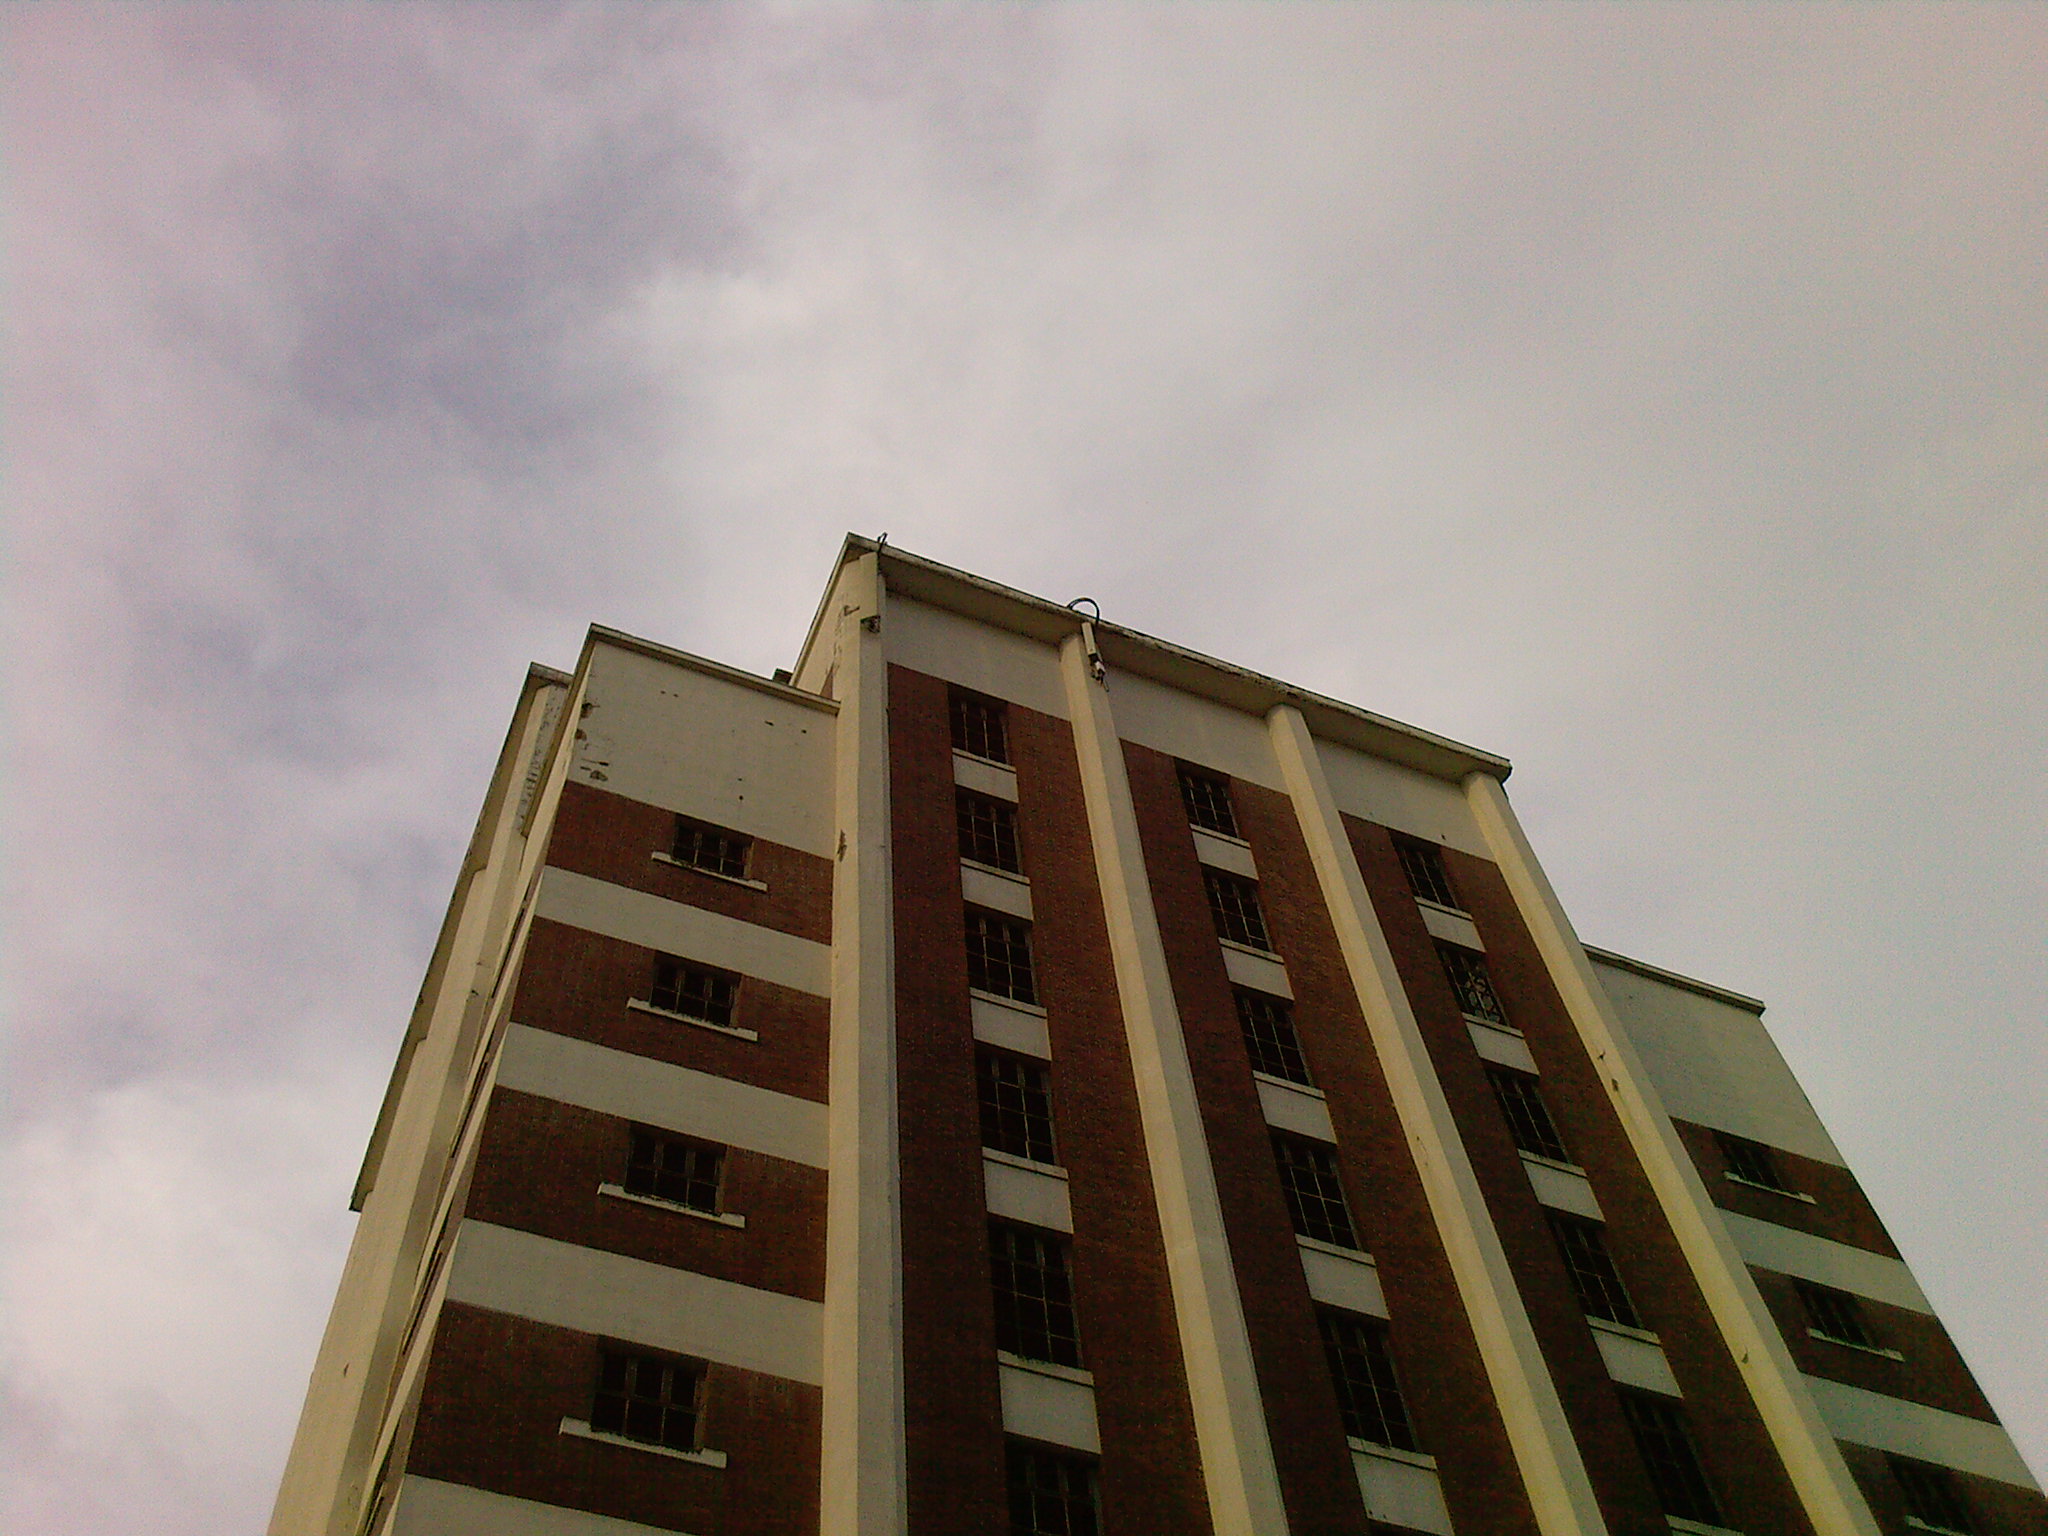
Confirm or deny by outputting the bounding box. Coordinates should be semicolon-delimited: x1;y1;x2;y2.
1179;766;1240;838
1436;941;1507;1027
1547;1211;1642;1329
1889;1457;1977;1535
1717;1130;1796;1194
650;957;737;1028
1007;1442;1100;1536
1237;989;1313;1087
951;689;1010;764
671;817;751;880
990;1223;1082;1367
1799;1281;1882;1351
957;789;1023;873
1486;1066;1570;1163
623;1130;725;1214
978;1050;1057;1165
1274;1133;1358;1249
1395;838;1460;909
1319;1309;1419;1451
1205;868;1273;951
591;1349;703;1453
965;909;1038;1005
1618;1391;1722;1526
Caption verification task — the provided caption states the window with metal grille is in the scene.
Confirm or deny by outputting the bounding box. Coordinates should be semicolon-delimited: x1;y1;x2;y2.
1436;941;1507;1026
951;689;1010;763
1889;1457;1977;1535
978;1050;1056;1165
671;817;751;880
1237;989;1313;1086
990;1222;1082;1367
650;957;737;1027
1274;1133;1358;1249
1205;868;1273;951
1007;1442;1100;1536
1318;1310;1419;1451
1179;766;1240;837
965;909;1038;1004
1617;1391;1722;1526
1798;1281;1882;1351
957;789;1023;873
623;1130;724;1213
590;1349;703;1452
1395;837;1460;909
1547;1211;1641;1328
1717;1130;1795;1193
1486;1066;1570;1163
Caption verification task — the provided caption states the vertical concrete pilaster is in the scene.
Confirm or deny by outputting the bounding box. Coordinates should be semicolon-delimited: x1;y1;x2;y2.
1464;772;1882;1536
1267;703;1611;1536
1058;635;1291;1536
822;553;909;1535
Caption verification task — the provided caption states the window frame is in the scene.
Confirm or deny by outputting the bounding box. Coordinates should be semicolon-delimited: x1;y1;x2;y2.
957;787;1025;874
1178;764;1241;839
648;955;740;1029
1318;1308;1421;1453
1394;837;1461;909
589;1347;706;1454
1546;1210;1643;1330
1236;988;1314;1087
1888;1456;1979;1536
1006;1440;1101;1536
1717;1130;1798;1195
1272;1132;1360;1250
1798;1280;1884;1352
1485;1065;1571;1164
989;1221;1084;1368
1616;1389;1723;1527
965;907;1039;1006
669;815;753;881
977;1048;1058;1166
1204;867;1274;952
1435;940;1508;1028
622;1127;728;1216
950;687;1011;765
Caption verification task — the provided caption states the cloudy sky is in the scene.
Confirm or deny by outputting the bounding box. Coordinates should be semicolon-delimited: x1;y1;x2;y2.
7;4;2043;1531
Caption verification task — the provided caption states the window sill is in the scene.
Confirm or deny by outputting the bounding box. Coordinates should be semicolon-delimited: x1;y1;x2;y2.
1667;1518;1743;1536
983;1147;1069;1180
1588;1316;1661;1345
1219;937;1284;962
1296;1234;1375;1265
1414;896;1472;920
650;851;768;891
1519;1150;1588;1177
969;988;1047;1017
1463;1012;1523;1037
1724;1172;1815;1204
598;1183;746;1228
961;857;1029;886
627;998;759;1042
559;1418;728;1468
1346;1438;1437;1470
996;1351;1094;1387
1807;1328;1903;1361
1253;1071;1324;1099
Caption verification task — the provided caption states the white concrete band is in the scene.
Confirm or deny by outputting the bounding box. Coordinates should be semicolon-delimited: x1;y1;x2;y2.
1058;635;1292;1536
1464;771;1883;1536
821;553;909;1535
1267;704;1611;1536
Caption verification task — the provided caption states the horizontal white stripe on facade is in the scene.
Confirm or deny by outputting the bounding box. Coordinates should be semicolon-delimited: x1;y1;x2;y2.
390;1476;700;1536
444;1221;822;1386
496;1024;827;1167
536;867;831;997
1800;1375;2040;1491
1718;1210;1933;1313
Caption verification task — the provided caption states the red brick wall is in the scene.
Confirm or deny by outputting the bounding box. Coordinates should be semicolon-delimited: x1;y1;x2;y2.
511;917;828;1104
465;1087;825;1302
1672;1117;1900;1256
408;1301;820;1536
1838;1441;2048;1536
1747;1268;1998;1422
547;779;833;944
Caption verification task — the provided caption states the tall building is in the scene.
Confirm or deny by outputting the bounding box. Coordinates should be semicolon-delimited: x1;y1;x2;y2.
271;537;2042;1536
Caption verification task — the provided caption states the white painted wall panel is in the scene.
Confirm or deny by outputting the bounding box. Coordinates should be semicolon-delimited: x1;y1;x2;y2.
1720;1212;1933;1313
1591;1328;1681;1395
983;1157;1073;1232
970;995;1050;1058
390;1477;697;1536
1107;670;1283;790
1299;1245;1390;1317
1352;1451;1454;1535
1523;1158;1603;1220
1256;1077;1336;1142
998;1363;1100;1453
888;597;1068;719
1802;1376;2040;1490
1320;740;1489;857
536;868;831;997
960;863;1032;919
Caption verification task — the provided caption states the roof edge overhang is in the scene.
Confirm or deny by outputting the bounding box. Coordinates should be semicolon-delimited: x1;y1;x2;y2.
1583;944;1768;1014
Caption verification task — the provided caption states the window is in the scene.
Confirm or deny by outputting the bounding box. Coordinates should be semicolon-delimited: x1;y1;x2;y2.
1319;1310;1419;1451
1798;1281;1882;1351
623;1130;725;1214
951;688;1010;763
1395;837;1460;909
1273;1133;1358;1249
591;1349;703;1453
957;789;1023;873
965;909;1038;1005
1179;765;1240;837
671;817;750;880
1436;941;1507;1027
650;957;737;1028
1486;1066;1570;1163
1889;1457;1977;1535
1237;989;1313;1087
1205;868;1273;951
1547;1211;1641;1329
1617;1391;1722;1526
979;1050;1057;1165
1717;1130;1795;1194
1007;1442;1100;1536
990;1222;1082;1367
